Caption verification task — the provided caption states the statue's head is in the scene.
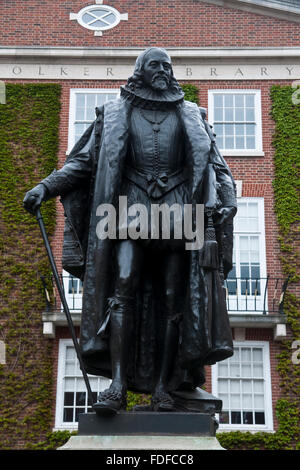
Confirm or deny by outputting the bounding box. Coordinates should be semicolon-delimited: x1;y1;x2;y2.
127;47;181;94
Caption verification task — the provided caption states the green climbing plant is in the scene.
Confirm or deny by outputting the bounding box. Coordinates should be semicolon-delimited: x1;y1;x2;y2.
0;83;61;449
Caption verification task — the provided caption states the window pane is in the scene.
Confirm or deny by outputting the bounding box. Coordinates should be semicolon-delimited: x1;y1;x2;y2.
225;108;234;121
219;379;229;392
64;392;74;406
235;108;244;121
76;107;85;121
241;364;251;377
220;411;229;424
251;265;260;279
245;94;255;107
76;392;86;406
240;237;249;251
246;124;255;136
65;361;75;375
235;124;244;136
254;394;264;409
242;379;252;393
246;136;256;149
236;136;245;149
241;348;251;362
232;348;240;362
219;393;229;409
240;265;250;279
253;348;263;362
68;278;78;294
242;393;252;408
230;363;240;377
216;135;223;148
235;94;244;107
225;94;234;107
214;94;223;107
253;380;264;393
246;108;255;121
214;108;223;121
66;346;75;360
76;94;85;107
243;412;253;424
219;363;229;376
246;136;255;149
214;124;223;136
231;411;241;424
230;380;240;393
225;137;234;149
224;123;234;136
230;394;241;408
63;408;74;422
253;364;263;377
255;412;265;425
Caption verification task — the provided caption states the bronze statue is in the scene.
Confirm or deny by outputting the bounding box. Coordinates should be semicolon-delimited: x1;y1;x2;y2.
24;47;236;416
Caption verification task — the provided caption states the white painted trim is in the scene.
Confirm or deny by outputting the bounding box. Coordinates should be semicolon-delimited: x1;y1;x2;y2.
221;151;265;157
212;340;274;432
208;89;263;155
235;180;243;198
54;338;111;431
228;197;267;315
55;339;78;430
1;46;300;59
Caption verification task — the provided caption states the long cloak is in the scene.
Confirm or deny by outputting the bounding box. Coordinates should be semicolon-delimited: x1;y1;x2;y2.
42;97;236;393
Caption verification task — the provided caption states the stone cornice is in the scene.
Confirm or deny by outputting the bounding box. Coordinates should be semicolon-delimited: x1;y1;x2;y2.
1;46;300;61
200;0;300;23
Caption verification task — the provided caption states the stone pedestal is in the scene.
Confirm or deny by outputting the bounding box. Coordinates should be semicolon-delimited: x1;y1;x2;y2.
58;389;224;450
59;434;224;450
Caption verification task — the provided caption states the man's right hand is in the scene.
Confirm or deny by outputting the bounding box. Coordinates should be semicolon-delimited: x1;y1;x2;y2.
23;184;48;215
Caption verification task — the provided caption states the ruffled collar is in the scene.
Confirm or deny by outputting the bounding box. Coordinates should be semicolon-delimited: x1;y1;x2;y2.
120;84;185;110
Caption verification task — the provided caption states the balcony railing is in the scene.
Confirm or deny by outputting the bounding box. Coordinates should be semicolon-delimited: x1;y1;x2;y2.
225;276;290;314
41;275;290;316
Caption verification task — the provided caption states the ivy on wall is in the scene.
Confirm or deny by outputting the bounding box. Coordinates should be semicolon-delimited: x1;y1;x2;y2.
217;85;300;450
1;83;298;450
0;83;61;449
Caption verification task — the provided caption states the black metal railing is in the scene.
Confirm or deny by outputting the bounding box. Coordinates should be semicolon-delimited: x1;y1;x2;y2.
41;275;290;315
225;275;290;314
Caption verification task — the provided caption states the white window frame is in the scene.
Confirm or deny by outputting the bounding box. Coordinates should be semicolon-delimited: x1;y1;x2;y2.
208;89;264;157
67;88;120;154
62;269;83;312
212;341;274;432
54;339;111;430
227;197;267;314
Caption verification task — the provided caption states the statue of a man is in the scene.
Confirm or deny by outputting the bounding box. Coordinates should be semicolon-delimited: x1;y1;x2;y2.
24;47;237;416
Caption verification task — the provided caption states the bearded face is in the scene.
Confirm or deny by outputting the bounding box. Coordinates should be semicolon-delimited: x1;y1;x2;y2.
142;49;172;92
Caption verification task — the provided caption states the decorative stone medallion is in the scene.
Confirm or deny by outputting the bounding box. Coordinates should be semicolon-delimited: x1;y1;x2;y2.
70;1;128;36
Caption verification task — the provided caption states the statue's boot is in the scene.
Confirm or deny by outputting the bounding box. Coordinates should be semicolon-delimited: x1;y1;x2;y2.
93;296;132;416
151;318;179;412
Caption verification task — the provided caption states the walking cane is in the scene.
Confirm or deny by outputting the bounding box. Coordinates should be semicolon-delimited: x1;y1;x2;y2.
35;207;94;408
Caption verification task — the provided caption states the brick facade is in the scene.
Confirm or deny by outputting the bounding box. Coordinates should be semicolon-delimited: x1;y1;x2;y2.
1;0;299;441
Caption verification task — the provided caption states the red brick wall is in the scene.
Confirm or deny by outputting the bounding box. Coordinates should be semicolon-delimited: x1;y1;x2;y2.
2;0;300;48
8;75;293;431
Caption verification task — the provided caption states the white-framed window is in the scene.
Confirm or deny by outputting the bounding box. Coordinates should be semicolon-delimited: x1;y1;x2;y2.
226;198;267;314
62;270;83;312
208;89;263;156
212;341;273;431
67;88;119;153
55;339;111;430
